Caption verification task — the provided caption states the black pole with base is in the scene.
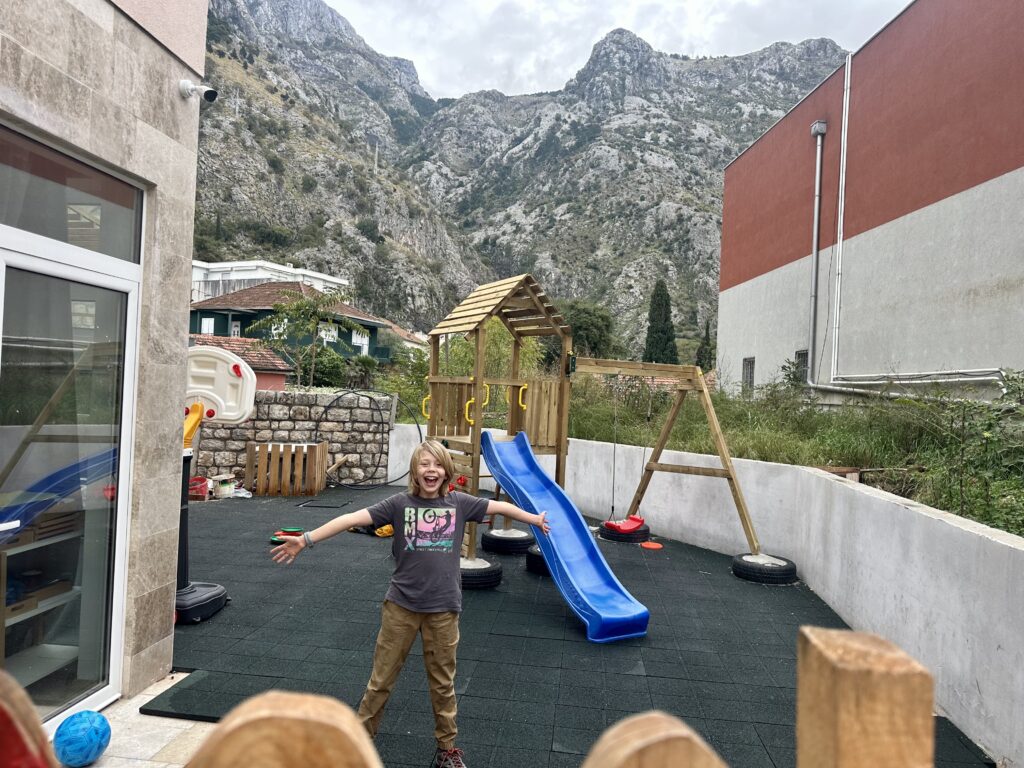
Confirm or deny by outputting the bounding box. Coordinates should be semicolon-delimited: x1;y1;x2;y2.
175;449;228;623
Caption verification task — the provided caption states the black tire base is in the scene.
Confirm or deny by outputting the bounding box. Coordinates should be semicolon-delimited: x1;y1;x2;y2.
461;560;503;589
481;528;536;555
598;523;651;543
525;545;550;576
731;553;799;585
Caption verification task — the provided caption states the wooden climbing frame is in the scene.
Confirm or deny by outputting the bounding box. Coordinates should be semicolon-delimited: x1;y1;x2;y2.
573;358;761;555
426;275;572;552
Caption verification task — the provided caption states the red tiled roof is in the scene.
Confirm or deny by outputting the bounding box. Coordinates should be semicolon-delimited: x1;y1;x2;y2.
191;281;387;327
189;334;293;373
382;320;428;347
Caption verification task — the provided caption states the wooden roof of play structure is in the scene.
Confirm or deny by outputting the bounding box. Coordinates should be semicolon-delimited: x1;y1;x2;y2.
428;274;569;340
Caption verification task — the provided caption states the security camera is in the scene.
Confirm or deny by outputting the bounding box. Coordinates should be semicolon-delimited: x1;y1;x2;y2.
179;79;219;103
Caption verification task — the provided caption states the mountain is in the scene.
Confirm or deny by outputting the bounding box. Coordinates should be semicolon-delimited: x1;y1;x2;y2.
194;0;846;355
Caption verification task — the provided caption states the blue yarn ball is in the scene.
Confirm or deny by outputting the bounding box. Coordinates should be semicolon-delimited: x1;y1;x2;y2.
53;710;111;768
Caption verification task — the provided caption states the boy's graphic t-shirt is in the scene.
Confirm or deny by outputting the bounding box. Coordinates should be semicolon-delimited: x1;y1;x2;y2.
367;491;489;613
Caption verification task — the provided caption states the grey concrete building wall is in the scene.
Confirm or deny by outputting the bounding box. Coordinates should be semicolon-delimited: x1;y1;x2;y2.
0;0;207;694
718;166;1024;392
111;0;209;75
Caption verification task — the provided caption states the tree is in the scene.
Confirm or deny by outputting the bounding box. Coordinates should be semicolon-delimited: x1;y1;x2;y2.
542;299;622;366
642;279;679;364
247;288;360;386
695;320;715;371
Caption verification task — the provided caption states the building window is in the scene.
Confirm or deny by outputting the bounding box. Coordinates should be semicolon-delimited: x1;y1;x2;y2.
0;125;143;262
795;349;809;383
351;328;369;356
200;317;215;335
318;321;338;344
230;320;241;338
742;357;755;393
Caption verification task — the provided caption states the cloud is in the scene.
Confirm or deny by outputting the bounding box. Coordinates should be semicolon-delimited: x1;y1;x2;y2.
324;0;907;97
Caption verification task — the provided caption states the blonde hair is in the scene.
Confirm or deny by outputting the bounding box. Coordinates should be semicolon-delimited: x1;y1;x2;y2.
407;440;456;496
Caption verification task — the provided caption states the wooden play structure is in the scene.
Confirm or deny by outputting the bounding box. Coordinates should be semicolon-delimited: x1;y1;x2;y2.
0;626;940;767
573;358;760;555
425;274;571;561
425;274;571;487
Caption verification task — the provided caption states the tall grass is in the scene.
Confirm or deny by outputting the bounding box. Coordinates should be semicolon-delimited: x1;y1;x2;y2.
567;374;1024;537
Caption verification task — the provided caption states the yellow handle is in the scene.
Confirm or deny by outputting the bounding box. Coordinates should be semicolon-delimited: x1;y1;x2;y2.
518;384;528;411
421;394;431;419
504;386;510;404
482;383;491;407
464;398;476;426
183;402;203;450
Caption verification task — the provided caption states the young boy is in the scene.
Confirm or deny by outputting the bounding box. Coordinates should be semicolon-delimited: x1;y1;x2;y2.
271;439;550;768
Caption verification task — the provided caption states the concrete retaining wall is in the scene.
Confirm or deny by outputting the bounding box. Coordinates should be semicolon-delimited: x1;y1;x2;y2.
389;423;1022;765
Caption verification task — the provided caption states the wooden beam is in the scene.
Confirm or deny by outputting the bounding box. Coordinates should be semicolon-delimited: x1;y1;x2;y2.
797;627;934;768
435;304;495;322
511;283;566;339
647;462;731;478
427;376;475;384
428;321;479;336
575;357;700;378
582;711;726;768
695;370;759;554
516;328;560;336
502;308;561;320
189;691;384;768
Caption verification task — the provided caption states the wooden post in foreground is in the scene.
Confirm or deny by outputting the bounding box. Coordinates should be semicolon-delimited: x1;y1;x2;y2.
189;690;383;768
581;711;727;768
797;627;934;768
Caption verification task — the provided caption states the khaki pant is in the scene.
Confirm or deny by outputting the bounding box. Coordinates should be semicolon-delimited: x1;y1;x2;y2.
357;600;460;749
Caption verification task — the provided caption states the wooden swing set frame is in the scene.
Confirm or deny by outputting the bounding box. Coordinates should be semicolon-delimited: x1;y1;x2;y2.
573;358;761;555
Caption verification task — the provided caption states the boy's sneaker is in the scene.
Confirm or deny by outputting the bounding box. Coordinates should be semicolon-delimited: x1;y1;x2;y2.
432;746;468;768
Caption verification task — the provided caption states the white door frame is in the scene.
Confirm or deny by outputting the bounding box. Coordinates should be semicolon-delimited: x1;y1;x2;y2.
0;222;141;728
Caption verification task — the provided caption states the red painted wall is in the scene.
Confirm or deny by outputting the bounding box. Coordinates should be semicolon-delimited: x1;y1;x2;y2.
721;71;843;290
720;0;1024;291
255;372;287;391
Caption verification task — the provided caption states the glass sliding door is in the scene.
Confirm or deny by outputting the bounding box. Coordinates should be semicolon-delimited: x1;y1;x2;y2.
0;121;141;723
0;267;127;719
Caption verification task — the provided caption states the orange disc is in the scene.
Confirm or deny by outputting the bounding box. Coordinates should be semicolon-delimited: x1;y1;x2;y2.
640;541;663;550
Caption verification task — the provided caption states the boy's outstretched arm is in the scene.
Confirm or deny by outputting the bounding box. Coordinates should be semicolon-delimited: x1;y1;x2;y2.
270;508;374;564
486;500;551;535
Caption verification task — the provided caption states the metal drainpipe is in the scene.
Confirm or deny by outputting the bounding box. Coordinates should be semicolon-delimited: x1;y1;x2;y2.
807;120;827;387
830;53;852;383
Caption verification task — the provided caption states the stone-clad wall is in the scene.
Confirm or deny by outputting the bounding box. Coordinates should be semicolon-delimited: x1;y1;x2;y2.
195;391;393;483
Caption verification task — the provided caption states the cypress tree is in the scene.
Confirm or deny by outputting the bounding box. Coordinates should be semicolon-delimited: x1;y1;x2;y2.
642;279;679;364
695;319;715;371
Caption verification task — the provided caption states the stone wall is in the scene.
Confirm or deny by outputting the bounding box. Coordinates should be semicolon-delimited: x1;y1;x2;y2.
195;390;393;484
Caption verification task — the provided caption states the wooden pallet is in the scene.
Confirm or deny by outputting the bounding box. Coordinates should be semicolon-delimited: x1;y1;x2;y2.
244;442;329;496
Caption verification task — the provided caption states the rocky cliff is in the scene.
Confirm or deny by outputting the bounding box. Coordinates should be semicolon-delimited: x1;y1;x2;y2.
194;0;846;354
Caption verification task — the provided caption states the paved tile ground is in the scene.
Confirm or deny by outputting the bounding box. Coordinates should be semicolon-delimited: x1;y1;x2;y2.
139;485;993;768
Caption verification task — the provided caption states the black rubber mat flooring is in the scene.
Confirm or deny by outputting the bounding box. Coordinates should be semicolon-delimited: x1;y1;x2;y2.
142;485;994;767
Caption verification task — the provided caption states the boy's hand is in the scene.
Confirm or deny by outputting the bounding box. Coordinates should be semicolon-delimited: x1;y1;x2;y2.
270;535;304;564
535;512;551;536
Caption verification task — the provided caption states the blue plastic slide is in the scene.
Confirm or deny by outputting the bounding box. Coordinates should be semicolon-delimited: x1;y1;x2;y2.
481;431;649;643
0;447;118;543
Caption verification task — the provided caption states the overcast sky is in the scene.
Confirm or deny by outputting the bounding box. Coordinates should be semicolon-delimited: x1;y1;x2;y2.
324;0;910;98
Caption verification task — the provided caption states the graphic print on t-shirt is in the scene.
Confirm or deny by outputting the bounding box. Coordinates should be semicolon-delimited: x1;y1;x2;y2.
404;506;456;552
